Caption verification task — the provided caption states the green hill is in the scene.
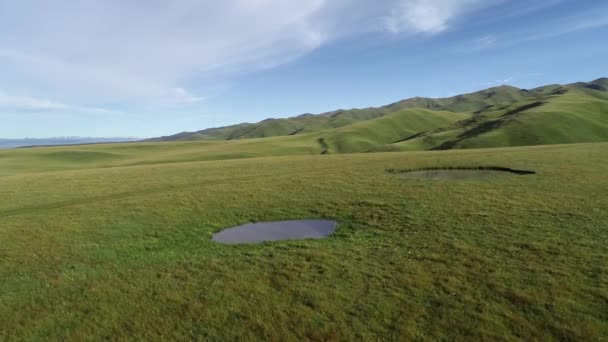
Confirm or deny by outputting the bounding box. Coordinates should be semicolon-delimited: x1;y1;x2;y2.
150;78;608;153
320;109;470;154
149;84;538;142
381;84;608;151
3;78;606;176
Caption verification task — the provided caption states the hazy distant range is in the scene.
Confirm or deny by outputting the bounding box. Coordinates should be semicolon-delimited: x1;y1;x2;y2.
0;137;139;148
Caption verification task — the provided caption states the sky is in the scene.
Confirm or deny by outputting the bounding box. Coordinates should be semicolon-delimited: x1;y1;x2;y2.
1;0;607;138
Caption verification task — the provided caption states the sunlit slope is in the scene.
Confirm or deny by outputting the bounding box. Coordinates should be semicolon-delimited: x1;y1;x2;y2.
386;85;535;113
151;85;539;142
150;109;392;142
2;78;607;176
320;109;469;153
376;83;608;151
454;88;608;149
149;78;608;153
0;109;466;175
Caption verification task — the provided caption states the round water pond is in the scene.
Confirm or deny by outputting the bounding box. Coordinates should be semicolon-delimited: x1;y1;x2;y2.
389;167;535;181
212;220;338;245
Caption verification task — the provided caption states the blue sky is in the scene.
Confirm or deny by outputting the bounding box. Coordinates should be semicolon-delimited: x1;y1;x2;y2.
1;0;607;138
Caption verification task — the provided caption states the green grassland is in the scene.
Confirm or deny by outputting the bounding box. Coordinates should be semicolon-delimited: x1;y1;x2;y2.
1;78;607;339
0;108;467;176
1;142;607;340
2;82;606;177
4;79;604;178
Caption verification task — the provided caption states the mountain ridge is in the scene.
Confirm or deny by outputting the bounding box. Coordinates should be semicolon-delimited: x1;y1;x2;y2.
0;137;138;149
148;77;607;152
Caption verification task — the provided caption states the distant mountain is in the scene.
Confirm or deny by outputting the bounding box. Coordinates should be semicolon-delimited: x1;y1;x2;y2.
0;137;138;148
149;86;528;142
148;78;608;152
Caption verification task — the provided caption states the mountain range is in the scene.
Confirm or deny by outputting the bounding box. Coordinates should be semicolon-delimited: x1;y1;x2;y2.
0;137;138;149
149;78;608;153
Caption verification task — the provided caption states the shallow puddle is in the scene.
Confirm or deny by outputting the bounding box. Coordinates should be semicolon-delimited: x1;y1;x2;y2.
391;167;535;180
212;220;338;244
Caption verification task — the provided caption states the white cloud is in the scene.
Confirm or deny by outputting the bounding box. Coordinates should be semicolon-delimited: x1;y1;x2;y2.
0;92;122;115
484;77;515;87
0;1;330;102
0;0;502;109
516;16;608;44
385;0;491;34
0;93;68;111
166;88;206;104
473;35;498;48
462;13;608;53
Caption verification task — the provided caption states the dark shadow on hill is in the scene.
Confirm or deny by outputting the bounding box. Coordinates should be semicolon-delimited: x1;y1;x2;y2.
584;84;607;92
289;128;304;135
318;138;329;155
387;166;535;175
432;102;546;150
386;166;536;180
227;125;261;140
499;101;544;117
392;132;427;144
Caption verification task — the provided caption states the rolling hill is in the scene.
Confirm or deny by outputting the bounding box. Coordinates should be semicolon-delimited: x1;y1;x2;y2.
1;78;606;176
0;137;137;149
150;78;608;153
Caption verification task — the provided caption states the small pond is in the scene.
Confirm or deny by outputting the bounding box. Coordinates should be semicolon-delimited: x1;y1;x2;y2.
212;219;338;245
389;167;535;181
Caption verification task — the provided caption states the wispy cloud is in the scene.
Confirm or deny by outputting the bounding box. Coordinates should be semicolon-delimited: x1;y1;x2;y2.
0;1;330;104
472;35;498;49
0;92;122;115
0;0;502;110
164;88;206;105
385;0;494;34
483;77;515;87
473;0;567;25
0;93;68;111
474;72;545;90
461;6;608;52
515;15;608;44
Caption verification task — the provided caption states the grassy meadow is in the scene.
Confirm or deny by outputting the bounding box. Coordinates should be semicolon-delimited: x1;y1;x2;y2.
1;142;607;340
